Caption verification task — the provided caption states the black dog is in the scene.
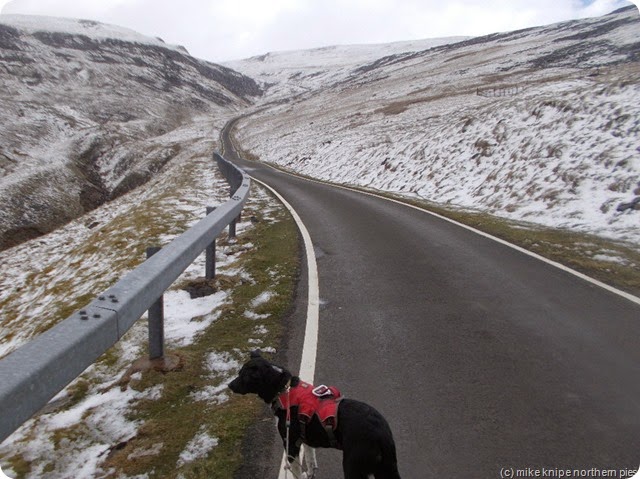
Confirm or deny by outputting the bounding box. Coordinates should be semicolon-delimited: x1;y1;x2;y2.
229;351;401;479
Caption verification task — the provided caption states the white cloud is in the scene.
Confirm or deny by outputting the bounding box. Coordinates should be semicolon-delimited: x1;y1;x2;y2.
1;0;635;61
577;0;635;16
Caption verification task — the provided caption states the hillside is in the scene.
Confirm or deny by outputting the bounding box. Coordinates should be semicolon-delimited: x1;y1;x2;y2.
0;6;639;478
0;17;279;479
232;5;640;245
0;15;261;250
224;36;469;99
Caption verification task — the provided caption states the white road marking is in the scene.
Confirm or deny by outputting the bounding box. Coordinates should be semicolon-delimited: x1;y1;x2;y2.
248;162;639;479
262;162;640;307
249;177;320;479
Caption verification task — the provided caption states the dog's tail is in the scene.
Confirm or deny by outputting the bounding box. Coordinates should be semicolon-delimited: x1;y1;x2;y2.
375;437;401;479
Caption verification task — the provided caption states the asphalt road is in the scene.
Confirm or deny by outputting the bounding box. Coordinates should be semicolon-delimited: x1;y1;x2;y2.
222;122;640;478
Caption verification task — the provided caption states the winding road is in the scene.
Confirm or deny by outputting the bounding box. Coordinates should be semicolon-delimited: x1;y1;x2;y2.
222;119;640;478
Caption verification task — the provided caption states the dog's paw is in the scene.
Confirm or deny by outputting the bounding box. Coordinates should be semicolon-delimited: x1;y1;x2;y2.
302;468;318;479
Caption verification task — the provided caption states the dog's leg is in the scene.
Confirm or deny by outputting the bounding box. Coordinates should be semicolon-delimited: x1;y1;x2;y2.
342;449;373;479
286;455;304;478
302;446;318;478
284;450;312;479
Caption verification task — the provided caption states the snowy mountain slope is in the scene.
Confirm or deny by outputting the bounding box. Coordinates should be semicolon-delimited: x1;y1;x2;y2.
0;19;282;476
234;6;640;244
0;15;261;250
0;8;637;478
224;36;469;99
0;15;188;52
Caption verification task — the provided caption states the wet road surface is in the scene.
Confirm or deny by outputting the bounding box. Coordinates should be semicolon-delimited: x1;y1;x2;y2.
222;122;640;478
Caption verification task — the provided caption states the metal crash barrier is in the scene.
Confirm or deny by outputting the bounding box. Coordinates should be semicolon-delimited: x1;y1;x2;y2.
0;152;250;443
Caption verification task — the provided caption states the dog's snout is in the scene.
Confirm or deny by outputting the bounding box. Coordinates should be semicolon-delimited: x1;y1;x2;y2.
228;377;244;394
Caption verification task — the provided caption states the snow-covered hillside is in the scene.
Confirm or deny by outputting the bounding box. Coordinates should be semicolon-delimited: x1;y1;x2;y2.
1;15;187;52
0;7;638;478
233;6;640;244
224;36;469;99
0;15;261;250
0;18;286;478
0;132;285;476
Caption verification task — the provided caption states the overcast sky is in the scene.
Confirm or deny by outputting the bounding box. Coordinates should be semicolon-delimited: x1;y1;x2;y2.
0;0;636;62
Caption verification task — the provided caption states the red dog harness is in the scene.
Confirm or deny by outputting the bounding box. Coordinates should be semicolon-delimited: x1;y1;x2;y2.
274;380;342;445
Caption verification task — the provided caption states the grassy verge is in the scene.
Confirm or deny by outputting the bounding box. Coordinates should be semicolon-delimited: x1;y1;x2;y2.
1;181;300;479
100;188;300;478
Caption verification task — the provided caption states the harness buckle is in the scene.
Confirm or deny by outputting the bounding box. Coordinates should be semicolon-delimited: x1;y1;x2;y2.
312;385;333;398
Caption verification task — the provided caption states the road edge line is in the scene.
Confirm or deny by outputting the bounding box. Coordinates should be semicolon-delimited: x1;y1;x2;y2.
261;162;640;307
250;177;321;479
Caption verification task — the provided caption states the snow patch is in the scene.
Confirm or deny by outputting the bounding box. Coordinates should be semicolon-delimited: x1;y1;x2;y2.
177;428;219;467
250;290;273;308
205;350;240;375
163;290;228;347
190;383;230;404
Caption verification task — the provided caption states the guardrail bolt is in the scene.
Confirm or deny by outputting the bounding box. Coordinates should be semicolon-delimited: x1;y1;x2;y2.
80;310;89;321
93;314;101;319
98;296;106;301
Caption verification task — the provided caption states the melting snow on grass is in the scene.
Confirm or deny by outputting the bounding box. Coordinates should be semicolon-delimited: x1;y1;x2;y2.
0;144;284;477
205;350;240;375
2;383;164;478
176;427;219;468
189;350;241;403
250;290;274;308
163;290;228;347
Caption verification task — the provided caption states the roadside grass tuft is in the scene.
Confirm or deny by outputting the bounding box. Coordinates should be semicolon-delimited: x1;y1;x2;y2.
6;454;31;478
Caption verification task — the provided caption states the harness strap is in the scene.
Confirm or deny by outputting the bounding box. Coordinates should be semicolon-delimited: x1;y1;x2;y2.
284;383;292;479
323;419;339;448
276;381;342;456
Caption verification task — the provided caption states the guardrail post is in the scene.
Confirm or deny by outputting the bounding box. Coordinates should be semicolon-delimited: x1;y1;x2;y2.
206;207;216;279
229;217;237;238
146;246;164;360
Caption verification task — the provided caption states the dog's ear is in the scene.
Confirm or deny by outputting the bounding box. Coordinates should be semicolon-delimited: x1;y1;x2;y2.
276;365;292;389
250;350;262;359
